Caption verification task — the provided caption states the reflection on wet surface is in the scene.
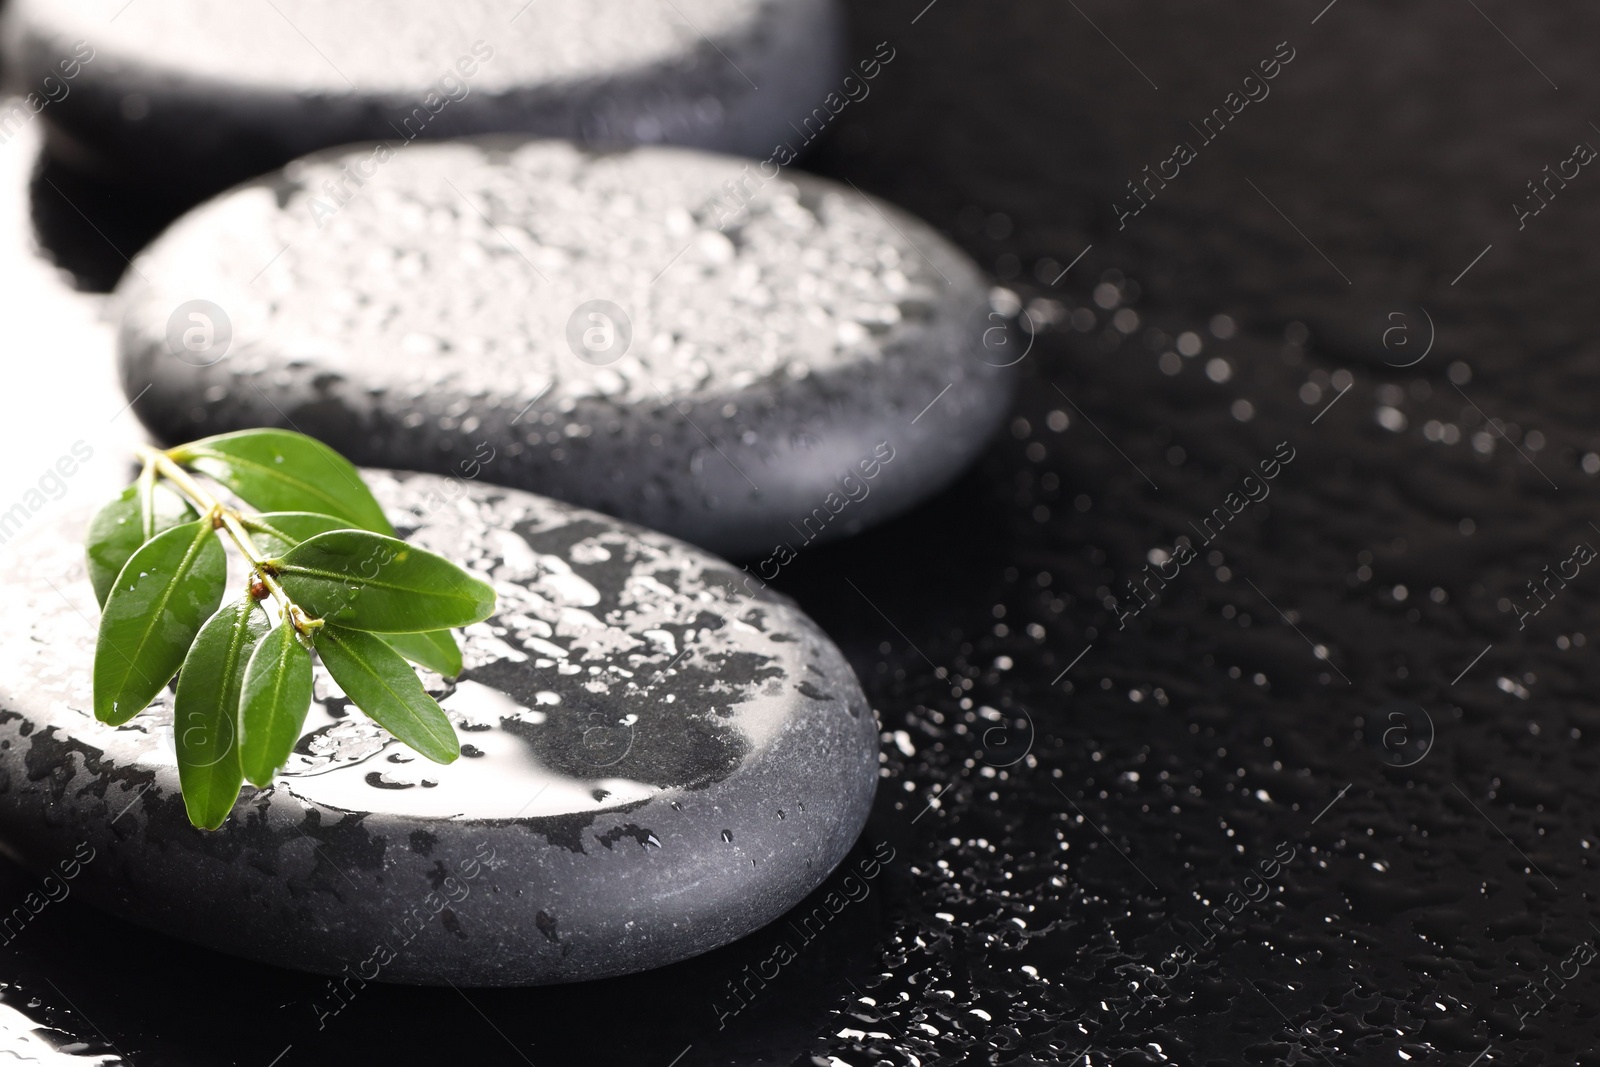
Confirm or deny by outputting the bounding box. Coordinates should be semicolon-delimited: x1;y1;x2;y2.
0;991;119;1066
280;680;659;820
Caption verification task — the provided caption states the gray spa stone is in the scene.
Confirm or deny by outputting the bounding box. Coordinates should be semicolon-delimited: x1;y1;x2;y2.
1;0;842;194
0;470;879;986
115;140;1013;557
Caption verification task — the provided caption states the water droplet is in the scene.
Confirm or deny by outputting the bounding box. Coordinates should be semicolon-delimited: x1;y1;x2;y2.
720;829;734;843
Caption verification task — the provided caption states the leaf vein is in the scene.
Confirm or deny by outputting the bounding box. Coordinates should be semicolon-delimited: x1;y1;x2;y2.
112;525;218;689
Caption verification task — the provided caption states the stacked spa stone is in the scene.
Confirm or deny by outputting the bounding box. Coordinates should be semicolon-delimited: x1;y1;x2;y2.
114;139;1010;556
2;0;844;198
0;1;1016;984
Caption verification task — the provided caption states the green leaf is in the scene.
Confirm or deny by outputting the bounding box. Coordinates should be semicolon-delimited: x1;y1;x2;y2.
244;511;354;558
380;629;463;678
170;429;394;535
239;621;315;787
173;597;269;829
274;530;495;633
84;471;198;607
248;514;465;674
315;626;460;764
94;519;227;726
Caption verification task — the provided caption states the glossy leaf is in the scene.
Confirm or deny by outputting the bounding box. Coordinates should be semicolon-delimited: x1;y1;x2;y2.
173;597;268;829
84;472;197;607
274;530;495;633
244;510;353;559
248;511;465;675
239;621;315;787
315;626;460;764
94;520;226;725
380;629;463;678
171;429;394;535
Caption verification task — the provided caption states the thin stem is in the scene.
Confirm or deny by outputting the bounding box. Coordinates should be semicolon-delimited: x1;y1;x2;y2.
135;445;320;644
135;457;159;538
135;443;219;508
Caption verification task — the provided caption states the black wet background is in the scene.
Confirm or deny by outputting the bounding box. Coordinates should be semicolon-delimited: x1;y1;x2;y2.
7;0;1600;1063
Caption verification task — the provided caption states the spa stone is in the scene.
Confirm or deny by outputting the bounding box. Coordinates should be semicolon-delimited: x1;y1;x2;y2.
115;140;1014;556
0;470;879;985
1;0;844;196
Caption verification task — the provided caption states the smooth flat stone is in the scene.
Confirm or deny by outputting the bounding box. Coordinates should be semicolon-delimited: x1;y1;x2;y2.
115;140;1013;556
2;0;841;193
0;470;878;986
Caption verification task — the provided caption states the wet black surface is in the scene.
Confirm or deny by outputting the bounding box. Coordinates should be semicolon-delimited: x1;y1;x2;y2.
6;0;1600;1063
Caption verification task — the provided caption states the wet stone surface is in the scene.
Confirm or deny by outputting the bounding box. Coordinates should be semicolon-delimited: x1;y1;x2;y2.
0;470;878;986
2;0;844;199
115;139;1011;557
